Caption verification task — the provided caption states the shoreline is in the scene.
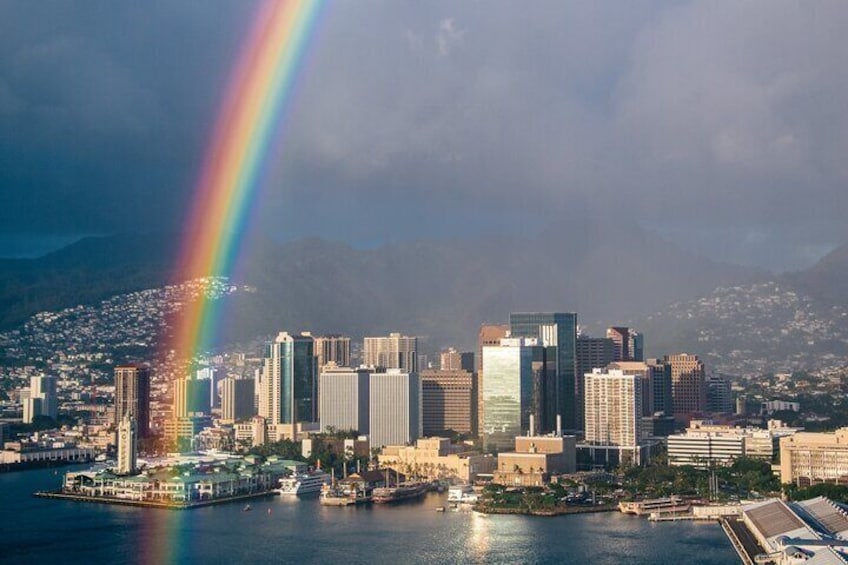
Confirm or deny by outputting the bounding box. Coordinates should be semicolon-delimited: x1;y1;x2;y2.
33;489;277;510
472;503;618;517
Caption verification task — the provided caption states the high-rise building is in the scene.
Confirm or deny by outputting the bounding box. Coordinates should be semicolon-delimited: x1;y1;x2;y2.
439;348;462;371
22;375;57;424
606;327;644;362
319;366;371;435
369;369;421;449
481;338;535;453
576;337;616;429
117;415;137;475
608;361;653;417
460;352;475;373
647;358;673;416
363;333;417;372
196;367;224;409
258;332;317;427
314;335;352;370
221;377;256;423
174;375;212;418
114;365;151;438
477;324;510;439
665;353;706;421
509;312;578;431
706;374;733;414
584;368;643;464
420;369;474;436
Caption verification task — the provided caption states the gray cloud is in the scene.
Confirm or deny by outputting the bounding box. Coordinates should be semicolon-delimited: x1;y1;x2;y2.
0;1;846;270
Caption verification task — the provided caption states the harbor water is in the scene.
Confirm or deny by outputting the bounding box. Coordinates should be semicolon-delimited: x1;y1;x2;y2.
1;466;738;564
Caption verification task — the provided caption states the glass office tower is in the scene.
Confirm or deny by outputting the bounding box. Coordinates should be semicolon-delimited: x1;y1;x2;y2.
260;332;317;425
509;312;578;432
481;339;534;453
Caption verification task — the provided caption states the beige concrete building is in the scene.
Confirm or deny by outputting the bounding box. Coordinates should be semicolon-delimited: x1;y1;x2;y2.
363;333;418;372
314;335;351;370
378;437;495;483
665;353;706;421
780;429;848;486
420;369;474;436
493;434;577;487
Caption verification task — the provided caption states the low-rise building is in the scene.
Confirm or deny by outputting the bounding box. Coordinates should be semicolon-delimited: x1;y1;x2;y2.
493;434;576;487
668;420;799;469
379;437;495;483
779;428;848;486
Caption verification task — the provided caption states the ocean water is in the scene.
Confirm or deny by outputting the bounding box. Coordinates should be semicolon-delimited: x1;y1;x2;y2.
0;466;738;564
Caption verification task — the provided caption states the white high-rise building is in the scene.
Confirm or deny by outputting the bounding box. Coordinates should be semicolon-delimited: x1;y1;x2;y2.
363;333;418;372
369;369;421;449
22;375;57;424
319;366;371;435
584;368;642;463
117;415;137;475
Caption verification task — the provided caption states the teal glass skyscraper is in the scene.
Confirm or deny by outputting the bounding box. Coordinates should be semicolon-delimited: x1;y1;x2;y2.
509;312;578;432
259;332;317;426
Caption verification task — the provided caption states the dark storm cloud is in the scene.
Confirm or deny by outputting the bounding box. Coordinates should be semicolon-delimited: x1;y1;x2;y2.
1;1;846;270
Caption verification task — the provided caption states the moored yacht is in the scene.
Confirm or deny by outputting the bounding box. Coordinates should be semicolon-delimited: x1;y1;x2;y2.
277;470;332;495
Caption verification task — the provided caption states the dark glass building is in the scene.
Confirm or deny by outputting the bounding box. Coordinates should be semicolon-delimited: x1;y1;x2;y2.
261;332;317;425
509;312;578;432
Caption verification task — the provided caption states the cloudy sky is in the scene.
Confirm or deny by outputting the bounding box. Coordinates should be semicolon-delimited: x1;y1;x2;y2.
0;1;846;271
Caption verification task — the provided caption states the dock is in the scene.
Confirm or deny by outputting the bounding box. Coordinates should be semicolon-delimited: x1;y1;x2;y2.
33;489;277;510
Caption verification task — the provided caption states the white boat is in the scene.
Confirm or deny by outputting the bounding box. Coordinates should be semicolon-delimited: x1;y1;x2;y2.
277;471;331;495
448;485;478;504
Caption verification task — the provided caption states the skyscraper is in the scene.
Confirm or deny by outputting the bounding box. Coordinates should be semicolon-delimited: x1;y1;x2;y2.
481;338;535;453
258;332;317;427
477;324;510;439
420;369;474;436
22;375;57;424
117;415;137;475
363;333;418;372
221;377;256;423
196;367;224;409
584;368;642;449
575;336;616;429
114;365;151;438
647;358;673;415
319;366;371;435
369;370;421;449
439;348;462;371
174;374;212;418
606;327;644;362
665;353;706;421
314;335;352;370
509;312;578;431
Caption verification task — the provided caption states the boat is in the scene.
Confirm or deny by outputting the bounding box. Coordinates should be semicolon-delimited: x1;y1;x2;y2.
277;470;332;495
372;482;429;504
448;485;478;504
619;496;689;516
319;483;372;506
242;504;252;512
435;506;446;512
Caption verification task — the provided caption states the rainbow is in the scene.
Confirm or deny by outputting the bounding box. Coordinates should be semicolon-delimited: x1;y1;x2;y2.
170;0;325;361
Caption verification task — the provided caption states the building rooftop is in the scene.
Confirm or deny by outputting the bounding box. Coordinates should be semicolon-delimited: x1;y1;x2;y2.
745;499;809;541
